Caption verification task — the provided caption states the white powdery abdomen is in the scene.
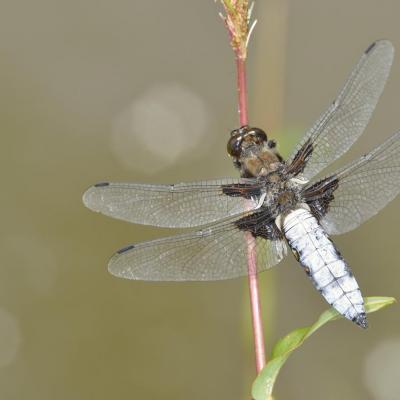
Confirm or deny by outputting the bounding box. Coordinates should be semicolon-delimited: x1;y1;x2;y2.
282;208;367;328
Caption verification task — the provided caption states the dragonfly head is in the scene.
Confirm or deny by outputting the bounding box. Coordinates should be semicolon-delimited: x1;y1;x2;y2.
227;126;268;157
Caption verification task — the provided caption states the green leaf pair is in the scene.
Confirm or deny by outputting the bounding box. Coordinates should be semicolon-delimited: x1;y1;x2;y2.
251;296;396;400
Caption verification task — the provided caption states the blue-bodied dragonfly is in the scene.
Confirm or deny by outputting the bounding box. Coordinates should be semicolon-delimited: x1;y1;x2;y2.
83;40;399;328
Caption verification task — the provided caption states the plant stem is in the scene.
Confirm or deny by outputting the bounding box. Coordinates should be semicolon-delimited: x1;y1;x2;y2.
236;57;266;374
236;58;249;126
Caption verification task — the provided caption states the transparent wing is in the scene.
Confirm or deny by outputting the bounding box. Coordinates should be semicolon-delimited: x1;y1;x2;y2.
305;131;400;235
108;214;287;281
83;178;265;228
287;40;394;181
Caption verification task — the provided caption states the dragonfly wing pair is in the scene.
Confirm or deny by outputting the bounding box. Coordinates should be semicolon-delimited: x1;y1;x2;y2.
83;179;288;280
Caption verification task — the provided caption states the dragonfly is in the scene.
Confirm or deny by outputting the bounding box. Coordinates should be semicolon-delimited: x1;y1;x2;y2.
83;40;399;329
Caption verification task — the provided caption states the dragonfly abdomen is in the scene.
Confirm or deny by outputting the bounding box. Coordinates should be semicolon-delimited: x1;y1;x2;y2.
282;208;367;328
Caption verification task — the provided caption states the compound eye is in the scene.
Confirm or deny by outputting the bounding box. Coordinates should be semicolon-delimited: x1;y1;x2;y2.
230;128;240;137
227;133;243;157
251;128;268;143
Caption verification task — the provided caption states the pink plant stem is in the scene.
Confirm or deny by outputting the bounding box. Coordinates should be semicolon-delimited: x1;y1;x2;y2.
236;58;249;126
236;57;266;374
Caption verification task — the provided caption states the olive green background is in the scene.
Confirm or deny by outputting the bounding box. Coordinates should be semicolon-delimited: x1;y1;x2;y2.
0;1;399;399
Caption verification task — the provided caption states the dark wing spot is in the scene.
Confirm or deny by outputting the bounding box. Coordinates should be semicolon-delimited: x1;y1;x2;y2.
365;41;376;54
286;139;314;176
117;244;135;254
302;175;339;219
94;182;110;187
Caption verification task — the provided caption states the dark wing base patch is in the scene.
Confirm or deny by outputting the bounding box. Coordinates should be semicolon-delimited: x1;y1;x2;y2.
234;211;283;241
302;175;339;220
286;139;314;176
221;182;263;199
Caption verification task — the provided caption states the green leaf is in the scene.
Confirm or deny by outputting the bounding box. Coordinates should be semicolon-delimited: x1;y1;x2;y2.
251;296;396;400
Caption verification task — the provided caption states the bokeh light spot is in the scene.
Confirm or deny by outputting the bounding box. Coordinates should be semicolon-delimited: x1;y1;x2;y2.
111;82;209;173
0;308;21;367
364;338;400;400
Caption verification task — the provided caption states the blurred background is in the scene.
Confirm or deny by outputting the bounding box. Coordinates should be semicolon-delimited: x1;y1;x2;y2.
0;0;399;399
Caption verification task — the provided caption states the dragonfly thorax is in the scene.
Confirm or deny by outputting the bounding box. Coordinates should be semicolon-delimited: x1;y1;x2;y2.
261;174;303;219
